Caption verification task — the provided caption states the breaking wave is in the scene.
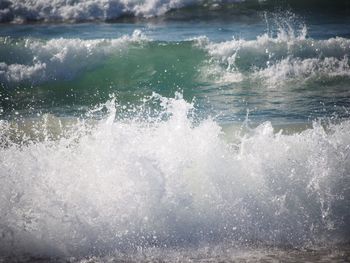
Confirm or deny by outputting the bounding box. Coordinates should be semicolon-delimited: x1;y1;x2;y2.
0;30;148;84
1;0;349;23
198;23;350;87
1;27;350;88
0;94;350;257
1;19;350;122
0;0;252;23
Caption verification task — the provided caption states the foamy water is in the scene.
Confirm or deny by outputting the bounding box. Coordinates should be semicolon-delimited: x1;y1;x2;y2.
1;94;349;257
0;30;148;84
0;0;264;23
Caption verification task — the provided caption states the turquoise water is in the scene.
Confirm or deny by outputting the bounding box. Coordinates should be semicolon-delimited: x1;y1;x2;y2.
1;1;350;261
1;9;350;122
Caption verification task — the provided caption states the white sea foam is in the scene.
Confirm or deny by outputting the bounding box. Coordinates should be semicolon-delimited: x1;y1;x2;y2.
0;30;148;84
198;26;350;87
0;94;349;256
255;56;350;87
0;62;47;83
0;0;245;23
2;25;349;88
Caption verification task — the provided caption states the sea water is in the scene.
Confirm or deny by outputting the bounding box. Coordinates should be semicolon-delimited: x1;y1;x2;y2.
0;0;350;262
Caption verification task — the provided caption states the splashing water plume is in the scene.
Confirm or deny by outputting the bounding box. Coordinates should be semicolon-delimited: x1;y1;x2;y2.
0;94;350;257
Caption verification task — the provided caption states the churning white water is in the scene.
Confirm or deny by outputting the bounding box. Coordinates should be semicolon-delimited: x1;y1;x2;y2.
0;93;350;257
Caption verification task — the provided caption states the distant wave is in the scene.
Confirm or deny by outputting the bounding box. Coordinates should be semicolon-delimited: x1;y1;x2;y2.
0;0;348;23
0;0;246;23
0;30;149;84
1;30;350;93
1;19;350;121
198;25;350;87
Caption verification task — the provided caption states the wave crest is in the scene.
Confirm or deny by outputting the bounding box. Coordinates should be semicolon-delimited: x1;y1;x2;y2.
0;30;148;84
198;25;350;87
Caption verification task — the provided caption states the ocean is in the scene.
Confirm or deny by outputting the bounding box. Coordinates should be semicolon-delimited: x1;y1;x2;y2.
0;0;350;262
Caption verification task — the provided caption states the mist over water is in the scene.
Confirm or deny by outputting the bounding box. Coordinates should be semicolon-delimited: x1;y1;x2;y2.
0;1;350;261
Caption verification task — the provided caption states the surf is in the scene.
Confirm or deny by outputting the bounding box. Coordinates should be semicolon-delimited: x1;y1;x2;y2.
1;0;349;23
1;93;350;257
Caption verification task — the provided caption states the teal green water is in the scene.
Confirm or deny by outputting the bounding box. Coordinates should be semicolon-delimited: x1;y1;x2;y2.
1;15;350;123
0;5;350;123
